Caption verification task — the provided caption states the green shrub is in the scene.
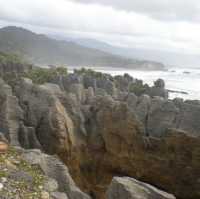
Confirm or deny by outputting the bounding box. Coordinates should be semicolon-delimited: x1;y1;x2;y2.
25;66;68;84
74;67;104;78
129;80;150;96
56;66;68;76
0;52;24;65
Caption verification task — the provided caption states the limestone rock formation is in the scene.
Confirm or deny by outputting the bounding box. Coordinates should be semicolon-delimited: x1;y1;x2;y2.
0;78;23;146
0;64;200;199
21;148;91;199
0;146;90;199
147;97;178;137
106;177;176;199
14;78;76;154
81;95;200;199
87;95;144;156
148;79;168;99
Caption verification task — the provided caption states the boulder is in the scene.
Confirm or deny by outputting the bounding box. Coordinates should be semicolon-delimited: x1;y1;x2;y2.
106;177;176;199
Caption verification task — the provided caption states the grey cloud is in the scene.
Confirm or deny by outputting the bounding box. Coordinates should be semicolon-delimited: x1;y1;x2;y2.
0;0;200;57
73;0;200;22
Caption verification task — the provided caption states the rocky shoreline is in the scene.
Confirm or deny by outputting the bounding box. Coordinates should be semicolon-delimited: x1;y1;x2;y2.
0;61;200;199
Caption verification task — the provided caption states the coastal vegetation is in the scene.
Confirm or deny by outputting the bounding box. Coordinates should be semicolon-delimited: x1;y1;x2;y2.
24;66;68;84
0;52;25;65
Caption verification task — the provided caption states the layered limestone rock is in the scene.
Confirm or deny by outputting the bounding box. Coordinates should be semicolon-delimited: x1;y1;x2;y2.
80;96;200;199
21;148;91;199
147;79;168;99
0;146;91;199
0;78;23;146
0;65;200;199
106;177;176;199
13;78;77;154
147;97;200;137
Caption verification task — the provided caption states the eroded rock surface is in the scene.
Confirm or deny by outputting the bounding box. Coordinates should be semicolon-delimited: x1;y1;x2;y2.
22;148;91;199
106;177;176;199
0;65;200;199
0;146;90;199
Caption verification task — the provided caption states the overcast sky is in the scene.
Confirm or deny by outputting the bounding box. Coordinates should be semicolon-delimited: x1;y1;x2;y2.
0;0;200;62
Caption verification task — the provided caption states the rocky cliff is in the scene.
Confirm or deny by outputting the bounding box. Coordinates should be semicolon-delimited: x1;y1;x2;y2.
0;63;200;199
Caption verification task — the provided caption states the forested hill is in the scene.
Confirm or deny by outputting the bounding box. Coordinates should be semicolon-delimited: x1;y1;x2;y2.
0;26;165;70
